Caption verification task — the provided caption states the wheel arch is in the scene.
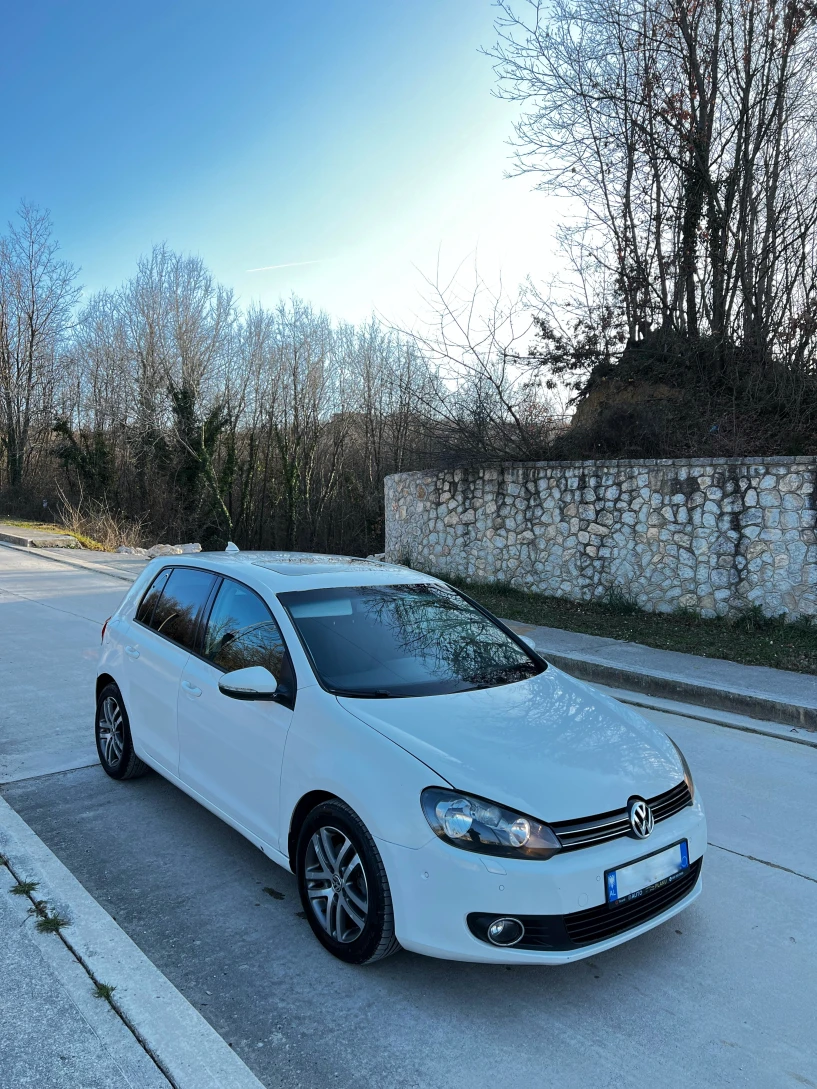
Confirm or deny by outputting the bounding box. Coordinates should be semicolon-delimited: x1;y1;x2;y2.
96;673;116;702
287;790;338;870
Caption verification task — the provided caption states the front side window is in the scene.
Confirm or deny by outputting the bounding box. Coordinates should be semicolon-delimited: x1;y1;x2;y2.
204;578;288;681
278;583;543;698
147;567;217;650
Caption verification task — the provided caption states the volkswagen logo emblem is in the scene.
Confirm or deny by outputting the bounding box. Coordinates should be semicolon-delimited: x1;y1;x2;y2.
628;799;654;839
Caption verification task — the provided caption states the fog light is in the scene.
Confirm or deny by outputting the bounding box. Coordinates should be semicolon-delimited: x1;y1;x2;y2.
486;917;525;947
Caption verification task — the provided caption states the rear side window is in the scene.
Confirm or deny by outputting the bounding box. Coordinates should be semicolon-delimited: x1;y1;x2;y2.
204;578;287;679
146;568;217;650
135;568;171;627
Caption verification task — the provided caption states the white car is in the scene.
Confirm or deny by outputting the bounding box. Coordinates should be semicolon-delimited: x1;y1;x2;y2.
96;551;706;965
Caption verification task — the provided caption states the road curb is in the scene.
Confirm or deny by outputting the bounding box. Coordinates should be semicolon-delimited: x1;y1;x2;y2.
592;683;817;748
533;648;817;731
0;526;82;549
0;794;266;1089
0;540;142;582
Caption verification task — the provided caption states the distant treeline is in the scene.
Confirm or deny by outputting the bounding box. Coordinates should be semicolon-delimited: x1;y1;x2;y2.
0;207;558;552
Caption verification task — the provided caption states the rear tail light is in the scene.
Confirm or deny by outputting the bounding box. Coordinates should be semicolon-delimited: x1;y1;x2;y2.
101;617;111;643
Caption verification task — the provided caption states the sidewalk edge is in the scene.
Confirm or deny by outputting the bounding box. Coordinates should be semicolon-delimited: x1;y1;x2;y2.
0;540;138;582
539;648;817;730
592;683;817;748
0;793;265;1089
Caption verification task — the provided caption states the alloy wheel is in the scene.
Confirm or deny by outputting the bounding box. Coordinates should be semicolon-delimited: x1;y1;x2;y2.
98;695;125;768
304;825;369;943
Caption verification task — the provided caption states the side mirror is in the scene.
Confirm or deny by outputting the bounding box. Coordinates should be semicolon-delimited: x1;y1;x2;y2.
519;635;536;650
218;665;278;701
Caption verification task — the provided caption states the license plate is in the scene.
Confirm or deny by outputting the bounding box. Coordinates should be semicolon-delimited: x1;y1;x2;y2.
606;841;689;904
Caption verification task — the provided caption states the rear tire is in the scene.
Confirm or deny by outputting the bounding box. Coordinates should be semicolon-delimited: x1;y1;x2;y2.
296;799;400;965
95;682;148;780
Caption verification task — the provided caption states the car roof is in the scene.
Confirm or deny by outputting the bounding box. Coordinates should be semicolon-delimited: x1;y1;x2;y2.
154;551;441;593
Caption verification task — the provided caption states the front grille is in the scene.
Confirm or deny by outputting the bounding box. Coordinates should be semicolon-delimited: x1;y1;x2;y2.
467;856;702;952
563;857;702;946
551;780;692;851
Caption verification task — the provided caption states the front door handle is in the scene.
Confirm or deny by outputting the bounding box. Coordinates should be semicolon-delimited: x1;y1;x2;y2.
182;680;202;697
125;645;140;659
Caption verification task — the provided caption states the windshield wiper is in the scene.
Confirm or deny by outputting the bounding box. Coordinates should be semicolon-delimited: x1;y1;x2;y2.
467;661;540;690
335;688;396;699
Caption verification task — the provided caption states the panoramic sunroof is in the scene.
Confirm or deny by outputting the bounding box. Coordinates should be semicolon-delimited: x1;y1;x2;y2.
252;553;390;577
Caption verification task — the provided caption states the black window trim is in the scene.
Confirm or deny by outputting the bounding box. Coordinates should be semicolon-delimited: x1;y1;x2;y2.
133;565;297;708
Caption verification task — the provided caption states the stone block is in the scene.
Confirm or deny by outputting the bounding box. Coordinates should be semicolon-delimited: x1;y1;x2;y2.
779;474;803;493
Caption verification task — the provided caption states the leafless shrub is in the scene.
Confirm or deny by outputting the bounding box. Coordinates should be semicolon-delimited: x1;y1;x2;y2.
56;486;147;551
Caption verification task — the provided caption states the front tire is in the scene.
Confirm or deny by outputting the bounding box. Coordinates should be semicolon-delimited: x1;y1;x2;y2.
296;799;400;965
95;683;148;780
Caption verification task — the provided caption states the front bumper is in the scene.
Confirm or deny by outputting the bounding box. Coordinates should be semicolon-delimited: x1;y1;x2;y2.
377;795;706;964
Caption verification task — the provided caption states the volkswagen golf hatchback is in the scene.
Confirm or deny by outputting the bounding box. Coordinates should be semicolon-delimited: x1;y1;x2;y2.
96;550;706;964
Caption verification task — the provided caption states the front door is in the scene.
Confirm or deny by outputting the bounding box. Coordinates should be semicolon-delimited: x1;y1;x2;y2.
177;577;295;849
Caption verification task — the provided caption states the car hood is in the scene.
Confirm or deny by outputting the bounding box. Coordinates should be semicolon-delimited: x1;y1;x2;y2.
338;667;684;822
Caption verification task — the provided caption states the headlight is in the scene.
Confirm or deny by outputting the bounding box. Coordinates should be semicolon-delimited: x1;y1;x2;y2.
669;738;695;799
421;788;561;860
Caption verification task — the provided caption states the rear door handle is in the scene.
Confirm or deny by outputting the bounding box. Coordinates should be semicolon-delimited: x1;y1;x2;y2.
125;645;140;659
182;680;202;697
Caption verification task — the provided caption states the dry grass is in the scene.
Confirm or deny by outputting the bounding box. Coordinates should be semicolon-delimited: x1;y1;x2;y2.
55;488;147;551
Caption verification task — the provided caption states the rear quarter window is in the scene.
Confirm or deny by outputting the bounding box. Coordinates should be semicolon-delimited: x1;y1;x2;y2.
135;568;171;627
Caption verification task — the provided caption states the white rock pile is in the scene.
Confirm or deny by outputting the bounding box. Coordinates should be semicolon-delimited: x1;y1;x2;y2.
116;543;202;557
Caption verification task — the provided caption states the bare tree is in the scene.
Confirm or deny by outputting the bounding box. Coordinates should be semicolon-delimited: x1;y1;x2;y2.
402;260;560;462
5;231;559;551
0;203;80;489
490;0;817;384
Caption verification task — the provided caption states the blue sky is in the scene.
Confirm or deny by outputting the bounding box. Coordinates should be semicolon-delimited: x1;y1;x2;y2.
2;1;559;324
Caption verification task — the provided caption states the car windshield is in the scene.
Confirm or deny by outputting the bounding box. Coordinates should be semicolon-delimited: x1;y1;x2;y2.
278;582;544;698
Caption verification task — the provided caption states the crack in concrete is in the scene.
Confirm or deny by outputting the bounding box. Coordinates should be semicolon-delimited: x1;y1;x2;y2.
0;581;109;625
708;841;817;885
1;763;100;787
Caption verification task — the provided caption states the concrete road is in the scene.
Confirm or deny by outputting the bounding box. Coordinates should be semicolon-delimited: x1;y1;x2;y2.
0;547;132;782
1;546;815;1089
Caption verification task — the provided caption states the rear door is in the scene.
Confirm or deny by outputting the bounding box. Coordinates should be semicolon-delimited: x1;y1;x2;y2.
177;576;295;848
121;566;217;775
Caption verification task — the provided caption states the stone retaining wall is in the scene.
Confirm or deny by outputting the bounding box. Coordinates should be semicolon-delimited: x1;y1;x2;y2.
384;457;817;617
